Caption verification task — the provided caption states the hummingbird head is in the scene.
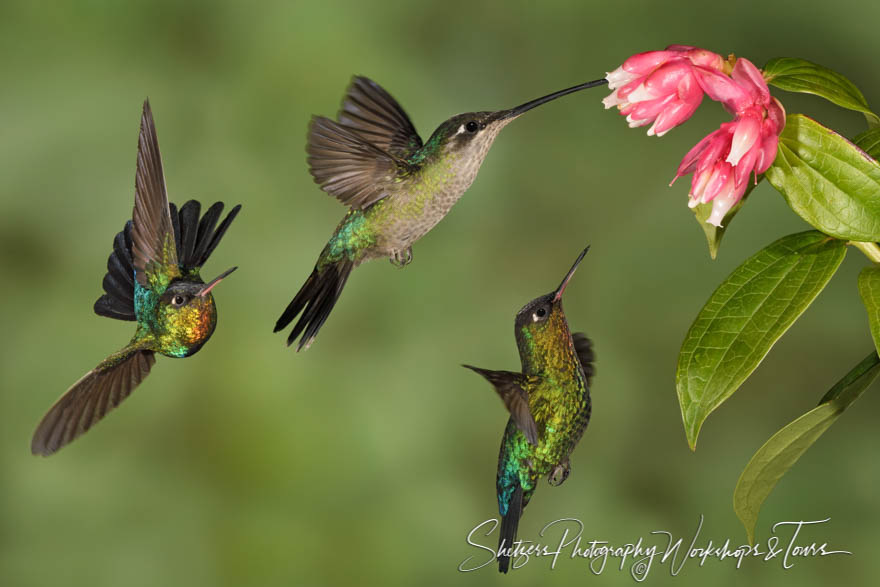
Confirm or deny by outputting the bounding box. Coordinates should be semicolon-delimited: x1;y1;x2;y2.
429;110;512;161
429;79;607;175
155;267;237;357
514;248;588;369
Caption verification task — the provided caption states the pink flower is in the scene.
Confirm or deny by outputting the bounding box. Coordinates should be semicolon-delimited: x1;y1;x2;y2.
692;57;773;116
603;45;725;136
673;58;786;226
606;47;787;228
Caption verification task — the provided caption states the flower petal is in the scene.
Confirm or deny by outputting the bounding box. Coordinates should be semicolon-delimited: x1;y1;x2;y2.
676;129;720;177
707;178;747;227
730;58;770;106
701;162;733;204
767;96;786;132
694;124;734;174
643;61;693;96
630;94;676;124
726;113;761;166
688;168;713;200
685;48;724;71
605;66;639;90
734;142;760;186
755;133;780;175
649;98;700;137
621;50;681;75
694;66;752;112
625;83;658;104
602;88;626;109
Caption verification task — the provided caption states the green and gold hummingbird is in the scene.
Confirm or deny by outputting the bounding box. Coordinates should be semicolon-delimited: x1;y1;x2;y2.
274;75;606;350
463;247;595;573
31;100;241;456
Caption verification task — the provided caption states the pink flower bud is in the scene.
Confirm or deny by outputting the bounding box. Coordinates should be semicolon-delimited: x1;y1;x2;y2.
726;109;762;165
608;48;787;228
730;58;770;106
696;57;775;117
603;45;725;136
693;67;753;113
674;105;785;227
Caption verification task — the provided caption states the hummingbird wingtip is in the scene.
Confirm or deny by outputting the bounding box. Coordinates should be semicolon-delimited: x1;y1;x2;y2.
30;434;53;457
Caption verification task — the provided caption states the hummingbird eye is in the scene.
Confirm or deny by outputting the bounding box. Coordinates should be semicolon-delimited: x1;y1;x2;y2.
532;306;548;322
171;294;187;307
465;121;479;133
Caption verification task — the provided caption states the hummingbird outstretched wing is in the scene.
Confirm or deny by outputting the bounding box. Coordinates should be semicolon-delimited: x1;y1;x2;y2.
307;76;423;210
130;99;180;289
307;116;413;209
337;76;423;158
462;365;539;446
31;346;155;456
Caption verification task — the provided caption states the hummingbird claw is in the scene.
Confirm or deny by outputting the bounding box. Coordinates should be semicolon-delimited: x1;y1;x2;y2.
389;247;413;268
548;459;571;487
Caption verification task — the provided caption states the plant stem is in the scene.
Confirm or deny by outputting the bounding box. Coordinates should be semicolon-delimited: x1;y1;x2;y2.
850;241;880;263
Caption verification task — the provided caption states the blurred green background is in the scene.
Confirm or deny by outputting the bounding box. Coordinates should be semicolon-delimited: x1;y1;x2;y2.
3;0;880;585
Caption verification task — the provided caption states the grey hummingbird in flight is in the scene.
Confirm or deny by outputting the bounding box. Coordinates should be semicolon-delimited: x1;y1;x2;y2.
274;75;606;350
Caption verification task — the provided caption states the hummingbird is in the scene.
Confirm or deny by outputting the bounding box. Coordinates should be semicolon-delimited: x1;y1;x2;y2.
274;75;607;350
31;100;241;456
463;247;595;573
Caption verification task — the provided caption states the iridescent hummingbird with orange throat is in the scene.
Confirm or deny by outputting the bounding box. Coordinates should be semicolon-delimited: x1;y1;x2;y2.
31;100;241;456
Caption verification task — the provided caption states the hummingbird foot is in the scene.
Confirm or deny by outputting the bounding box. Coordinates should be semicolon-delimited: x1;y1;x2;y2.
389;247;413;268
548;459;570;487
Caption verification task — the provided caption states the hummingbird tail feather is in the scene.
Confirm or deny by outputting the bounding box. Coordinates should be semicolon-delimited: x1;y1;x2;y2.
94;221;137;321
171;200;242;272
274;258;354;351
498;483;524;574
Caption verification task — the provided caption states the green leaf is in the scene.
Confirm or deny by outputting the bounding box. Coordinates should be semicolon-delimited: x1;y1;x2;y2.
858;265;880;356
763;57;880;128
854;128;880;161
677;231;846;449
734;351;880;544
765;114;880;241
691;182;758;260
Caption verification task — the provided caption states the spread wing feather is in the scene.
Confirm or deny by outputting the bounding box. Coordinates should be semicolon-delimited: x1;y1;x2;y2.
462;365;539;446
130;100;179;287
307;115;408;209
337;75;423;157
307;76;423;210
31;347;156;456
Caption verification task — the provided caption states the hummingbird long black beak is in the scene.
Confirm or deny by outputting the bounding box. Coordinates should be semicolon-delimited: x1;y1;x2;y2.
552;247;589;303
500;78;608;121
199;266;238;297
